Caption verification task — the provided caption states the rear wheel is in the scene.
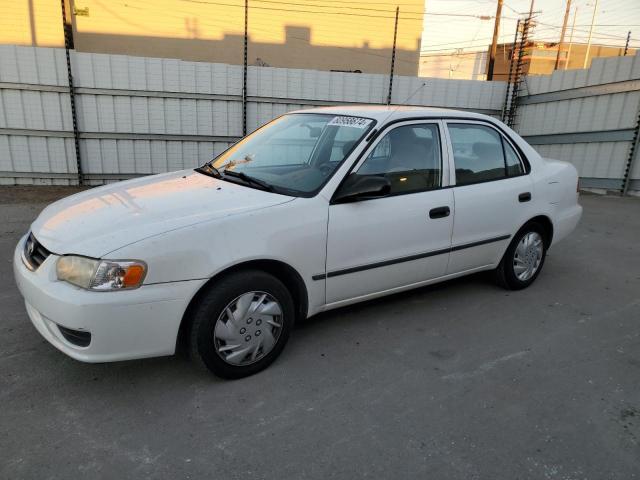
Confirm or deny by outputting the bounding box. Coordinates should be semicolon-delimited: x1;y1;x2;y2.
189;270;294;379
495;222;547;290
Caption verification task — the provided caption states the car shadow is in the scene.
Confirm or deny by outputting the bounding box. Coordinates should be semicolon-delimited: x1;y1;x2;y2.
294;271;496;334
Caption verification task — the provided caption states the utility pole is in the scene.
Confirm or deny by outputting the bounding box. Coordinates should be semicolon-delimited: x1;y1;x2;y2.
565;6;578;69
583;0;599;69
242;0;248;136
623;31;631;56
387;6;399;105
486;0;503;81
554;0;571;70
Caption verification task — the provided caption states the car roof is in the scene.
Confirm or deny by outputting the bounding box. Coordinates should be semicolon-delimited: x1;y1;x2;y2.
288;105;495;124
286;105;542;171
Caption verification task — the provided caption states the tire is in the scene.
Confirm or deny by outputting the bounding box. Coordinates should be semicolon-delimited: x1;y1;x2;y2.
188;270;295;379
495;222;548;290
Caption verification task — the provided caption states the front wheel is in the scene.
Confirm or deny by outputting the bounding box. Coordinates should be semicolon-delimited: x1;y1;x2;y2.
495;222;547;290
188;270;295;379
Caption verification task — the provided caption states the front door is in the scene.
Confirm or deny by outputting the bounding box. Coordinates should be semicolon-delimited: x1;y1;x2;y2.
325;121;454;305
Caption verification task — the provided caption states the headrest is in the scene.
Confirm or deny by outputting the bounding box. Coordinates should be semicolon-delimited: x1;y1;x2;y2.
473;142;501;160
342;141;356;156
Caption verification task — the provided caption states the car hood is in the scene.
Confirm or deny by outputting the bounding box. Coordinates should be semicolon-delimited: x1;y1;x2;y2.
31;170;294;257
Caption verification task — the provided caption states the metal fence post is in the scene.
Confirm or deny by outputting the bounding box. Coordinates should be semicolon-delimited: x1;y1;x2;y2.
386;6;399;105
60;0;83;185
622;103;640;195
501;20;520;122
242;0;248;137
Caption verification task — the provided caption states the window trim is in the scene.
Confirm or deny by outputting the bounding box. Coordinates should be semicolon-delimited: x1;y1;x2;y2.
501;134;525;177
445;120;528;188
330;119;448;203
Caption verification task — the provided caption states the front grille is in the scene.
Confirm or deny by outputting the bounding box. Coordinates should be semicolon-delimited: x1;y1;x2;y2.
23;233;51;271
57;325;92;347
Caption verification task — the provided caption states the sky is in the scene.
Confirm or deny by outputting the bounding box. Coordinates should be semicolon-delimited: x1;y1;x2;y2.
419;0;640;56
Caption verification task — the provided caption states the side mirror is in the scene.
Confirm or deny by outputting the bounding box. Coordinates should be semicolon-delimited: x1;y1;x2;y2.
332;174;391;204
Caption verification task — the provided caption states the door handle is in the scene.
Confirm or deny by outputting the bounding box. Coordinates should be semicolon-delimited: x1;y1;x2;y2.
518;192;532;202
429;206;450;219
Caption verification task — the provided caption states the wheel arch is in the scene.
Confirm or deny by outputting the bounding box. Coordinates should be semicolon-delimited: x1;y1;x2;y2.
519;214;554;248
176;259;309;352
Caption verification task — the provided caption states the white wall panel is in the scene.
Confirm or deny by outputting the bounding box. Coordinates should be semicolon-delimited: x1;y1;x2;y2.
78;138;232;176
0;135;75;174
515;53;640;192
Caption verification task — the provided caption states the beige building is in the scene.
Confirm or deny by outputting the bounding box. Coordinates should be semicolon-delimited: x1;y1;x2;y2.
420;41;635;81
492;41;636;81
2;0;425;75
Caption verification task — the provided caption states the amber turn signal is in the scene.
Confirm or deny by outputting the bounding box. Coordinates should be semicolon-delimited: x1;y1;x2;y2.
123;264;146;288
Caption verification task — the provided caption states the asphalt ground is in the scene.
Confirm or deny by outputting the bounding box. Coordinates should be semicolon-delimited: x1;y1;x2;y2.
1;187;639;479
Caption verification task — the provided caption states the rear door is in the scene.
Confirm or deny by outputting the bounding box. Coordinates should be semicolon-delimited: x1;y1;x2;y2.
444;121;534;274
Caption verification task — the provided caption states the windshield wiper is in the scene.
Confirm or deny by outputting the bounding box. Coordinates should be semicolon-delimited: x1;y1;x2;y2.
195;163;222;178
222;170;275;192
216;155;254;171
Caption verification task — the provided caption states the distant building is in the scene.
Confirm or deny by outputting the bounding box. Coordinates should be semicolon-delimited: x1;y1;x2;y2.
491;41;636;81
419;51;487;80
419;42;636;81
1;0;425;75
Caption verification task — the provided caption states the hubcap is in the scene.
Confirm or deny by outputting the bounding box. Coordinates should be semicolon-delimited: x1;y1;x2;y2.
513;231;543;281
213;291;283;366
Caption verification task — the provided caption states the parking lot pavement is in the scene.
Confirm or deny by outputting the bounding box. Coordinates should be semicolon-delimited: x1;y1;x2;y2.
1;187;639;480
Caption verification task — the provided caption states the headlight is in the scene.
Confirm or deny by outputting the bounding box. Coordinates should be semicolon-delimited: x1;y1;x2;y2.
56;256;147;291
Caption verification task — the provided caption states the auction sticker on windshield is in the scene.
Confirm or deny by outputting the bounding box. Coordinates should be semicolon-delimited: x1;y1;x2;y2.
328;116;372;129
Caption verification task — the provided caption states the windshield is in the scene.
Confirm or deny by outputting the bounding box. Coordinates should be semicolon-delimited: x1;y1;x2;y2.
206;113;375;196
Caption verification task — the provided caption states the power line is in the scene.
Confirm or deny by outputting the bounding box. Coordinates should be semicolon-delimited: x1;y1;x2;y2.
420;50;488;57
179;0;502;21
251;0;424;16
573;24;640;27
535;20;638;41
179;0;424;19
421;31;515;50
269;0;432;6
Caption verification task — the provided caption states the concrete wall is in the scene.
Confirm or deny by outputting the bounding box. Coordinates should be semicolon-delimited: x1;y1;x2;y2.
0;45;507;186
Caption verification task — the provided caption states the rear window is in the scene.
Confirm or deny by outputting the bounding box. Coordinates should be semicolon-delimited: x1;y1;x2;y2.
448;123;524;186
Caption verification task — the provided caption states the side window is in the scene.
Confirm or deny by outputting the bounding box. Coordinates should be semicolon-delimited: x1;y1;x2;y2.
503;139;524;176
448;124;506;186
356;123;442;194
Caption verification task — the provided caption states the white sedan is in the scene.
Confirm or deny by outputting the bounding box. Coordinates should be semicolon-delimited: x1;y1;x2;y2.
14;106;582;378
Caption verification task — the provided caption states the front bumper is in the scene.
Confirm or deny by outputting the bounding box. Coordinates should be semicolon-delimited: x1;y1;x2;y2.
13;235;205;363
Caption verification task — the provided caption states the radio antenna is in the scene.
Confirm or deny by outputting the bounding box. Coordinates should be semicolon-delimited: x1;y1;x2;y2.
381;81;427;125
399;81;428;106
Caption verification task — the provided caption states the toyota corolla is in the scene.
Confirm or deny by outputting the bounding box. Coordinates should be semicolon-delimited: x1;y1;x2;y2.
14;106;582;378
